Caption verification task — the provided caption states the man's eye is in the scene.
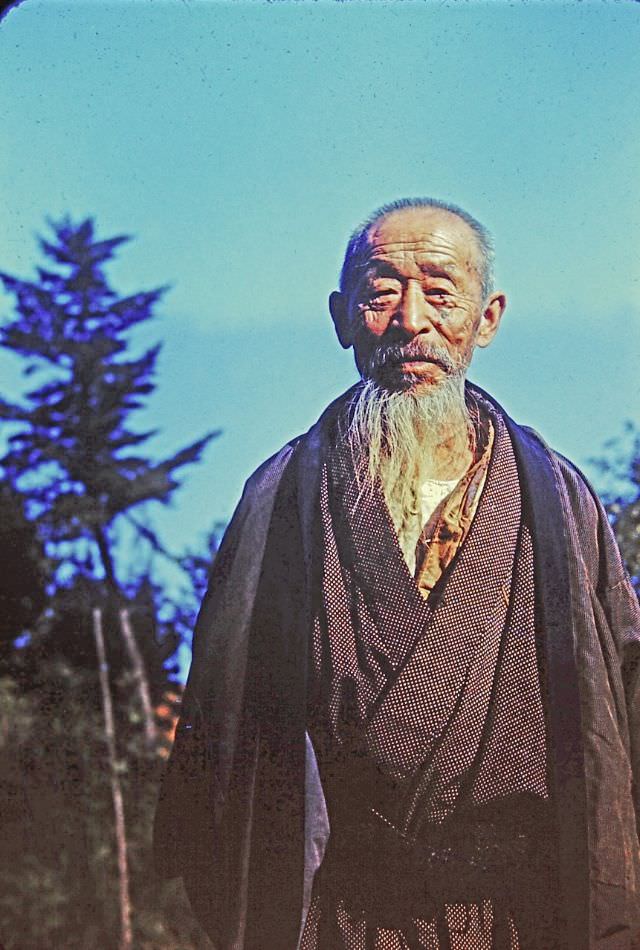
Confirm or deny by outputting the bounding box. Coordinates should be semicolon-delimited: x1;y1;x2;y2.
425;288;450;298
424;289;454;306
369;287;399;300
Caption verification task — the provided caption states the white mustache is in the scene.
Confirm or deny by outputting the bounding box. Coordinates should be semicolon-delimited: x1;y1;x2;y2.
366;341;462;377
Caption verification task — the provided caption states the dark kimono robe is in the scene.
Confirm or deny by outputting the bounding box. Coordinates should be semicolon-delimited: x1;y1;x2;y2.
300;398;553;948
154;384;640;950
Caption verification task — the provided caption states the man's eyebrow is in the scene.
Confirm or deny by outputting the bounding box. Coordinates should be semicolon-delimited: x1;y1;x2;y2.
360;260;459;284
418;263;458;283
362;260;403;280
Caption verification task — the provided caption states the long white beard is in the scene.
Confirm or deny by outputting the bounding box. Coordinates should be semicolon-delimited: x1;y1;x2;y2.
345;373;474;535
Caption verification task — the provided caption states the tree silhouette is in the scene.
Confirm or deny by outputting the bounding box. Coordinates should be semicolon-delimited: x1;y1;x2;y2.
0;216;219;597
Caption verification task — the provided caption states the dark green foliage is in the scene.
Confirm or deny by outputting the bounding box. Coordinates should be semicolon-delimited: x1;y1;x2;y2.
591;422;640;597
11;576;181;703
0;667;212;949
613;494;640;596
592;422;640;598
0;482;47;646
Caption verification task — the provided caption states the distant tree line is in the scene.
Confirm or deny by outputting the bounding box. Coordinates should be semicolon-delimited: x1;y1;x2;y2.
0;218;220;948
593;423;640;600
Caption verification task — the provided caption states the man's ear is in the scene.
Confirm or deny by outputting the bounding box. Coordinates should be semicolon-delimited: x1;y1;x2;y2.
329;291;354;349
475;291;507;349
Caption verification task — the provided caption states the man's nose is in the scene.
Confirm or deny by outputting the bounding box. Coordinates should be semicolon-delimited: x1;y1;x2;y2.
393;281;434;338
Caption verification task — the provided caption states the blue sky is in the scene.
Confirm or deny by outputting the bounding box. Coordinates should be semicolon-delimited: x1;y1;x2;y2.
1;1;639;633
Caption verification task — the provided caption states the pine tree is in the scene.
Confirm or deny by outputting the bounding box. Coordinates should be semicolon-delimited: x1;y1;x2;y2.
0;216;218;596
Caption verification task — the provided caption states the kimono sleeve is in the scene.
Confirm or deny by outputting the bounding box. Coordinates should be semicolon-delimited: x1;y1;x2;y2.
153;445;295;883
552;451;640;836
599;527;640;835
586;477;640;836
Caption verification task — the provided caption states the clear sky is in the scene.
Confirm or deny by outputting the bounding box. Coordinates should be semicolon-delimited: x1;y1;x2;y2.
1;0;639;645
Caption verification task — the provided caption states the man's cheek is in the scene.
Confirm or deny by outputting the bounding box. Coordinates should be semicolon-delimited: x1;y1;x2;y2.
439;311;476;346
361;309;389;337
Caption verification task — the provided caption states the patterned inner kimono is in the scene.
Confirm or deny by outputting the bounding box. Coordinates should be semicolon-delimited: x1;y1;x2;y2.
300;397;562;950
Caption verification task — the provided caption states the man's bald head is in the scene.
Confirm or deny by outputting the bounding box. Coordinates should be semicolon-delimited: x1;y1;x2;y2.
339;197;495;302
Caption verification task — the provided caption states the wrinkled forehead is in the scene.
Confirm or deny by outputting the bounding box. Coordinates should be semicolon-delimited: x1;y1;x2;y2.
364;207;482;268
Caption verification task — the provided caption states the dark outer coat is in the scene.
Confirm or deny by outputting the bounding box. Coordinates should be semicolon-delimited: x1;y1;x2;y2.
154;385;640;950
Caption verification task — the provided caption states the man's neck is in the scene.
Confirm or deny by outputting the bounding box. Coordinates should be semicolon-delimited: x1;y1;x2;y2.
420;412;475;482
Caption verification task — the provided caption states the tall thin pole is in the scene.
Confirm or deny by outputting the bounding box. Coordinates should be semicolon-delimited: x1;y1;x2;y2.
92;607;133;950
119;607;157;751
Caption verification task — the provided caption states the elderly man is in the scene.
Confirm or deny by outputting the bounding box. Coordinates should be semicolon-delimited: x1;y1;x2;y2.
155;199;640;950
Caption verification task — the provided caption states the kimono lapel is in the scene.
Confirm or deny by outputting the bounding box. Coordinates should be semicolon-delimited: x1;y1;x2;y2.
327;436;431;671
363;414;522;791
475;386;589;950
